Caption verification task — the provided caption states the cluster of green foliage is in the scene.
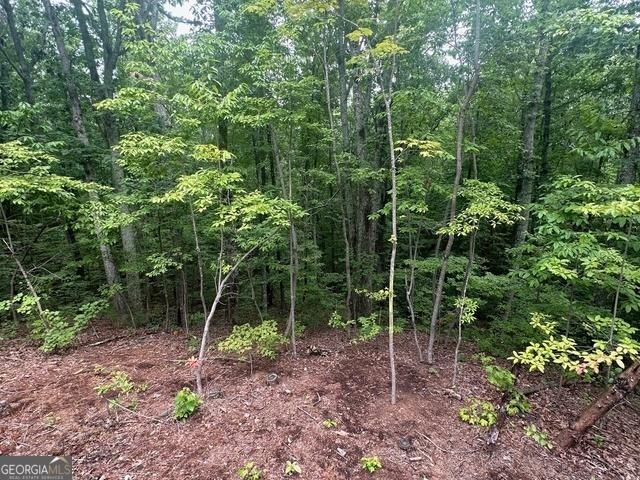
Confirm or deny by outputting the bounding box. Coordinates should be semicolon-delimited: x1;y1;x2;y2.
322;418;338;429
524;424;554;450
173;387;203;421
510;178;640;375
283;460;302;476
237;461;261;480
94;370;148;410
360;456;383;473
218;320;286;362
33;300;108;353
458;398;497;427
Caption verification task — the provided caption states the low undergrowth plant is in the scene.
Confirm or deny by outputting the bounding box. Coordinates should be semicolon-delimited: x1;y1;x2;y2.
28;299;107;352
94;370;147;410
591;433;605;448
328;310;354;329
356;314;382;342
218;320;286;374
284;460;302;476
173;387;202;420
322;418;338;428
237;461;261;480
524;423;553;449
480;355;531;417
0;293;109;353
458;398;497;427
360;455;382;473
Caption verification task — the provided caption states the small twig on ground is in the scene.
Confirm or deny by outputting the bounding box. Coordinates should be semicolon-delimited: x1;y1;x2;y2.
89;336;125;347
296;406;319;422
413;445;434;465
418;432;481;454
111;402;166;424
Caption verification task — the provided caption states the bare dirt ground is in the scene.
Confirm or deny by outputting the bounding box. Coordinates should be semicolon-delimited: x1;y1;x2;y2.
1;324;639;479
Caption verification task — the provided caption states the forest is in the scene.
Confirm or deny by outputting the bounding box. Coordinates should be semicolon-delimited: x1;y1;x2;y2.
0;0;639;478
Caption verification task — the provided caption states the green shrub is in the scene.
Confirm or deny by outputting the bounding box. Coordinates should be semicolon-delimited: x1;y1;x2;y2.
322;418;337;428
218;320;286;373
0;318;18;341
524;424;553;449
458;399;497;427
31;300;107;353
95;370;147;409
186;335;200;352
506;392;531;416
295;322;306;338
355;314;382;342
328;310;354;329
485;364;515;391
173;387;202;420
360;456;382;473
390;317;407;334
468;315;543;358
237;461;261;480
284;460;301;476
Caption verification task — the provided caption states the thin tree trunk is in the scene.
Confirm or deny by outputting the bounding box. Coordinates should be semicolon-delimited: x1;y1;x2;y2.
0;0;34;104
269;123;298;356
190;203;208;320
196;245;259;394
405;232;423;362
247;267;264;322
606;221;632;381
470;108;478;179
383;89;398;405
180;267;189;335
426;0;481;364
617;43;640;184
453;230;476;387
322;36;353;324
42;0;125;314
514;0;549;244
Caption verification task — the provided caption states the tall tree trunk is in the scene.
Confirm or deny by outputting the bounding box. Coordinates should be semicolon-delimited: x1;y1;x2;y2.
426;0;481;364
617;43;640;184
469;108;479;179
73;0;143;313
190;203;208;320
382;83;398;405
42;0;125;314
322;35;353;324
270;123;298;356
354;78;373;317
514;1;549;244
65;224;85;279
538;60;552;188
0;0;34;104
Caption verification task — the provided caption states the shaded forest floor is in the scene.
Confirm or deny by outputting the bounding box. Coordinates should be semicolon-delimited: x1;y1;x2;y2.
1;324;639;479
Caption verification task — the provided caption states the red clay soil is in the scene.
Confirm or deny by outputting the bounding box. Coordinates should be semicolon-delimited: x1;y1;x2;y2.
1;325;639;479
